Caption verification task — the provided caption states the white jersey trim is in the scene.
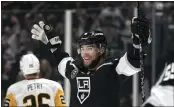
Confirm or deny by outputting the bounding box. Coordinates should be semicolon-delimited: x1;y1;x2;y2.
58;57;74;78
116;53;140;76
142;85;174;106
141;95;162;106
96;62;113;71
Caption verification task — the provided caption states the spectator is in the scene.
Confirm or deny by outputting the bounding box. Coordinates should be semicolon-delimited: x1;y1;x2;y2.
2;60;14;93
40;59;52;79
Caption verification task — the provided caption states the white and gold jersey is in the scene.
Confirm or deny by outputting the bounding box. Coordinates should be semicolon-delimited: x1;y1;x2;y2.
142;62;174;106
4;78;67;107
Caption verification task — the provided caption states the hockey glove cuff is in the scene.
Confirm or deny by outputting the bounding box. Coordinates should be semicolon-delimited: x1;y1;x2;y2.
31;21;62;53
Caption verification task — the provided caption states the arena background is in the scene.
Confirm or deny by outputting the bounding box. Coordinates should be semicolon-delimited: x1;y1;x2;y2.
1;1;174;106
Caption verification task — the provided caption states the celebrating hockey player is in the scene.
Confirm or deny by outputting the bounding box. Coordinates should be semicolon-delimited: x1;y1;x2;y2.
31;16;151;107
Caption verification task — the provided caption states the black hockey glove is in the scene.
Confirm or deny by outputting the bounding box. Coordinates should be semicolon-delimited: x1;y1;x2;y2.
31;21;62;53
131;17;152;49
31;21;69;65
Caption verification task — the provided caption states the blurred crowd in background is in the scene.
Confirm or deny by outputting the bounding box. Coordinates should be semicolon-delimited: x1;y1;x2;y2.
1;1;174;106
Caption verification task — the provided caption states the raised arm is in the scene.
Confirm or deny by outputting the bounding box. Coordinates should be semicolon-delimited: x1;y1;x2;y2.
31;21;82;79
116;17;151;76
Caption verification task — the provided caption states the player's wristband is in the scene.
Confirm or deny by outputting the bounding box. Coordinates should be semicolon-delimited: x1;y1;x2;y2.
47;36;62;49
127;45;146;68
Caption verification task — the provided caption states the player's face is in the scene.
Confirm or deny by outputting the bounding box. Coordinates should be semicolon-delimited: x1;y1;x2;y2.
80;44;100;67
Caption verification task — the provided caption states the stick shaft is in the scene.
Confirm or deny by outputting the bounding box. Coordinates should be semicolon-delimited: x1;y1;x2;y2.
137;1;145;104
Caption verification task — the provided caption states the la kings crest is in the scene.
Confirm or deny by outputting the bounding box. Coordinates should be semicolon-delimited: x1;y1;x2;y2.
76;77;90;104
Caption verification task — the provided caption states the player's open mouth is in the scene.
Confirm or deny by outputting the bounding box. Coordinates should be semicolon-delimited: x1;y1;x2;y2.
84;59;89;61
83;58;90;63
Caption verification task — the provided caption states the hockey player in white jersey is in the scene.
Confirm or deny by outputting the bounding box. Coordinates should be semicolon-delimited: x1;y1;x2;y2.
4;53;67;107
142;62;174;107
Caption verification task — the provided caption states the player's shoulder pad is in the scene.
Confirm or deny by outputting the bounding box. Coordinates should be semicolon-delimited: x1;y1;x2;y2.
51;80;63;90
7;80;26;94
104;57;119;66
40;78;63;90
96;57;119;70
104;57;119;62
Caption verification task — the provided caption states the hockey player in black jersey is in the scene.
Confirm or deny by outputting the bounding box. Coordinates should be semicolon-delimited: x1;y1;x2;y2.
31;17;152;107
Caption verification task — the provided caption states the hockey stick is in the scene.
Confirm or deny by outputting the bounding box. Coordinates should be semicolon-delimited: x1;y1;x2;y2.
137;1;145;104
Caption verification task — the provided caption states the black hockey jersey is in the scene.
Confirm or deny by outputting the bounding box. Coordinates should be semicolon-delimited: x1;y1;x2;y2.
67;58;122;107
55;47;141;107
